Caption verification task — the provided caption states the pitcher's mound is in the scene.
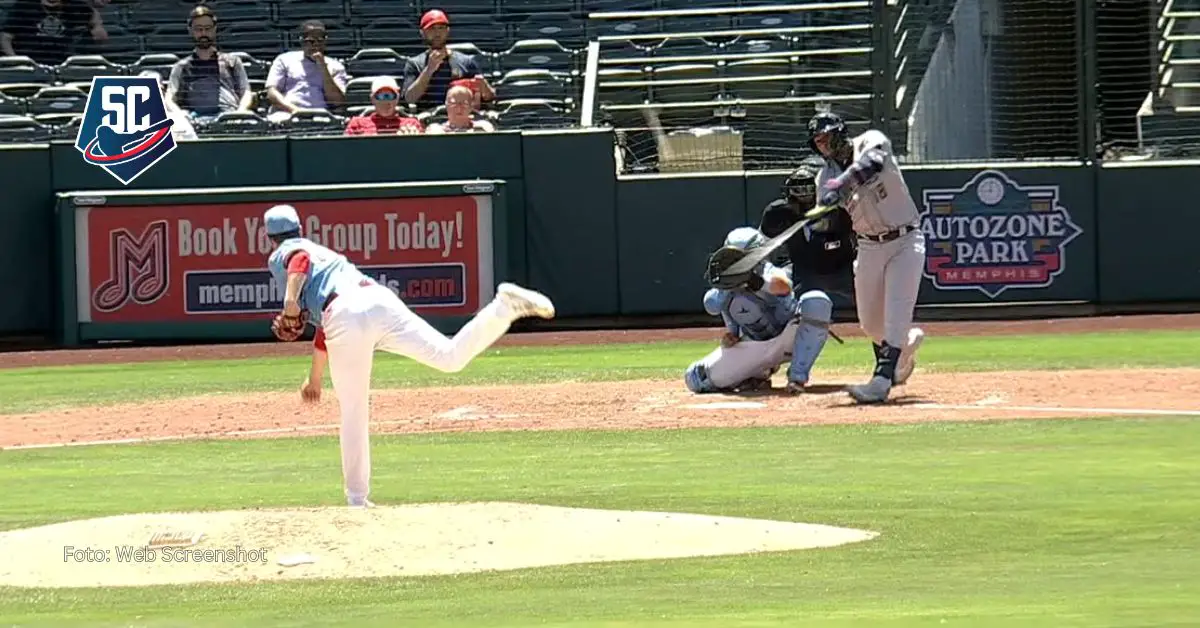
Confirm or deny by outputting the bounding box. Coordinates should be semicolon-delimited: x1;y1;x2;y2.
0;502;878;588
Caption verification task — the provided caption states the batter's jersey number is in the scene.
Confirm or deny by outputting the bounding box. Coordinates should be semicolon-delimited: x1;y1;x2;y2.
100;85;154;135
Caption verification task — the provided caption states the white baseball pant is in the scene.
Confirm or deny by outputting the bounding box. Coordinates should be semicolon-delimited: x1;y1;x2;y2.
320;283;517;505
853;229;925;348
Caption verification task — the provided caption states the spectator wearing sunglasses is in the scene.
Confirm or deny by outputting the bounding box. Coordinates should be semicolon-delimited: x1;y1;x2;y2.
265;19;347;122
344;77;424;135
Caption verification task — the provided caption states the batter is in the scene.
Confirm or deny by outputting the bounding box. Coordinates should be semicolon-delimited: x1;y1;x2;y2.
263;204;555;507
809;112;926;404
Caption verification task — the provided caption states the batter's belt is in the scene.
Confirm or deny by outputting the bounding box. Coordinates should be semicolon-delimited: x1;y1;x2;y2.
859;223;919;243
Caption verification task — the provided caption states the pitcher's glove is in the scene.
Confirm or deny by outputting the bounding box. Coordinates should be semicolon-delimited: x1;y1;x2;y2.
704;246;764;291
271;310;309;342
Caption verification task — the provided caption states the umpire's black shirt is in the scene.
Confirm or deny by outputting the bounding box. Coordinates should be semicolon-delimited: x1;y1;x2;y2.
759;198;856;276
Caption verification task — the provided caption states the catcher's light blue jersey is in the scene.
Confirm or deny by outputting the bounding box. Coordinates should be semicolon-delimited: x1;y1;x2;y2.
703;265;797;341
268;238;368;328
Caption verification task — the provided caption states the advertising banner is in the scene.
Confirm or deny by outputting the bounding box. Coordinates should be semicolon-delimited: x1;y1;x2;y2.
74;195;495;324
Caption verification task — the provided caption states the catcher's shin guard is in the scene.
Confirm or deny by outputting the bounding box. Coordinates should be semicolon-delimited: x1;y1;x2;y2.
786;290;832;384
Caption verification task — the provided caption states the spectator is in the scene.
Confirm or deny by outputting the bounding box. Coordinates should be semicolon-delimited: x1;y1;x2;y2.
0;0;106;66
344;77;424;136
265;20;347;123
403;10;495;111
426;85;495;134
165;5;253;123
140;70;199;142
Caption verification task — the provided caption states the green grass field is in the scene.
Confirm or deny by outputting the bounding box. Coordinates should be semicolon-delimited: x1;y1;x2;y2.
1;328;1198;627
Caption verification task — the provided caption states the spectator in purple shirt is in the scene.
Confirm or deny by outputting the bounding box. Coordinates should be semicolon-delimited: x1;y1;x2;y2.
265;20;347;122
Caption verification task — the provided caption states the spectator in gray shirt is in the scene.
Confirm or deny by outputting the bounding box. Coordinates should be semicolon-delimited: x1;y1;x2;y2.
265;20;347;122
165;5;252;122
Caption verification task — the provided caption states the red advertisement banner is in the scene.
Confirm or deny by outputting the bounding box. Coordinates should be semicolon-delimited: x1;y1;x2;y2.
76;195;495;323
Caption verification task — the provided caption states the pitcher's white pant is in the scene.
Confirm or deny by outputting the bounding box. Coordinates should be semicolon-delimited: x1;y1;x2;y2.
853;229;925;348
685;320;800;392
321;283;518;505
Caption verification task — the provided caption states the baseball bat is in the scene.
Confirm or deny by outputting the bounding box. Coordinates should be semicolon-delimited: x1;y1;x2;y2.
717;204;838;279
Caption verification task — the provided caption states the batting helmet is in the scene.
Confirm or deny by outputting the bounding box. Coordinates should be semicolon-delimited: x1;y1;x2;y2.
807;111;849;158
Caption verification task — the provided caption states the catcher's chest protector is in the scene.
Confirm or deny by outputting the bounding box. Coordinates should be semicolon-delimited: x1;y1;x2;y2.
726;292;792;341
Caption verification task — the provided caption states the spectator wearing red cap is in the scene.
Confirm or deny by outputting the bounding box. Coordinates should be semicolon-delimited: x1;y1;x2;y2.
403;9;495;111
344;76;425;136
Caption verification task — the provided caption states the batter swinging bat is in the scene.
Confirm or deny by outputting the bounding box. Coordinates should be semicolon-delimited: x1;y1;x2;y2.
717;204;839;280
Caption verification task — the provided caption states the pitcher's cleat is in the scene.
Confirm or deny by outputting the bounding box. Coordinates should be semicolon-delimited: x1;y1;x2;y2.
498;283;556;319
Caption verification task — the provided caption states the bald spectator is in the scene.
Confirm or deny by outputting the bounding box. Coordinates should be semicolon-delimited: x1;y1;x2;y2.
426;85;494;134
402;10;494;111
344;77;424;136
265;19;347;122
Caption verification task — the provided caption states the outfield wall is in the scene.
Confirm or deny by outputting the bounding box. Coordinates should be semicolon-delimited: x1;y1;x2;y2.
2;129;1197;345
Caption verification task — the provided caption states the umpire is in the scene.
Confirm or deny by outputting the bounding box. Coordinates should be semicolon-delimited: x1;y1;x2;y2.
758;157;857;310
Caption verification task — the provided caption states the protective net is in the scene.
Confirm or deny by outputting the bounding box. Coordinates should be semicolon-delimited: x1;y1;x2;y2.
903;0;1084;163
1137;0;1200;159
586;2;877;173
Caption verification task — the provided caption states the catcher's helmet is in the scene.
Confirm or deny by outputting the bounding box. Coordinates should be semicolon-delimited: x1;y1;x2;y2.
807;111;849;157
724;226;765;251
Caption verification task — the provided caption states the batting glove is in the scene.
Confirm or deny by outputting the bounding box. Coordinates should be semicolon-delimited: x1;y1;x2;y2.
819;179;843;208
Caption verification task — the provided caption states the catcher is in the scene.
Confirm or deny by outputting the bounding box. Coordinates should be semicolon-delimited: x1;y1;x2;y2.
683;226;837;395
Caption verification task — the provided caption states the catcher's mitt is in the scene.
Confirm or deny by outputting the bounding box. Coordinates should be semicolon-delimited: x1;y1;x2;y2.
271;310;309;342
704;245;765;291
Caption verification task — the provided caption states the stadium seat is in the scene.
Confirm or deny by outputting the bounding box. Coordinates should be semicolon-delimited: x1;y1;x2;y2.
344;76;379;107
228;51;271;80
428;0;498;16
55;55;125;83
496;39;576;74
599;40;658;60
221;26;287;60
95;27;145;64
345;0;417;27
200;110;273;136
728;37;791;57
496;68;572;100
143;25;199;57
735;11;811;30
512;14;587;50
493;98;573;128
130;54;183;82
0;89;26;116
34;112;82;136
0;82;45;101
27;86;89;116
278;108;344;134
649;63;720;103
0;56;53;85
723;58;794;99
588;17;664;41
499;0;578;16
596;66;648;106
580;0;654;10
446;16;510;53
276;0;347;30
121;1;182;33
346;48;409;78
0;115;51;142
653;37;721;60
360;17;424;55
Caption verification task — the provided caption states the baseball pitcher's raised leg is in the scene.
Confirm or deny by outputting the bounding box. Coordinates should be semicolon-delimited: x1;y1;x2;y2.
684;325;798;393
785;290;833;393
321;302;377;506
376;283;554;373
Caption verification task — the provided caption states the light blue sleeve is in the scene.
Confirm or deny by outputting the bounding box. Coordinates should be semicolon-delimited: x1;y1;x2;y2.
702;288;726;316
